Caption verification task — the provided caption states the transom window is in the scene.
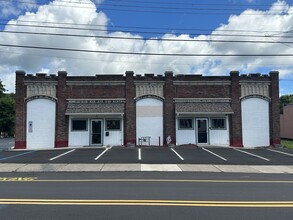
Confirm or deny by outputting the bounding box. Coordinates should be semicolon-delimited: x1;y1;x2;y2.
72;119;87;131
211;118;226;130
106;119;121;130
179;118;193;129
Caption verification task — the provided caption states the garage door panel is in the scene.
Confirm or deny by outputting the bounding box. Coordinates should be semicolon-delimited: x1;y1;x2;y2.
26;99;56;149
241;98;269;148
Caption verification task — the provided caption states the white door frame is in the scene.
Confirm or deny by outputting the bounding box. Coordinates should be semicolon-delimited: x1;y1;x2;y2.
90;119;103;145
196;118;209;144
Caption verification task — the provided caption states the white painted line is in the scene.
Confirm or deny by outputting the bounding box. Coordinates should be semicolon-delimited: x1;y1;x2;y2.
95;148;109;160
49;149;76;161
138;148;141;161
171;148;184;161
234;148;270;161
202;148;227;161
268;149;293;157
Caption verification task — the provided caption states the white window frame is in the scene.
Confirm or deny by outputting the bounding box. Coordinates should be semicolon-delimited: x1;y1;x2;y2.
71;119;88;132
210;118;226;130
178;118;194;130
105;119;121;131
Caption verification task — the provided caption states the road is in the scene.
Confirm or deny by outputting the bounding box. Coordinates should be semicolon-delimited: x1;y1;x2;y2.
1;172;293;220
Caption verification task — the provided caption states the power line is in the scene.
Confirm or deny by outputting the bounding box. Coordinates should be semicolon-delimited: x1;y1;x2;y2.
0;0;291;15
2;0;287;11
1;43;293;56
74;6;293;16
0;19;285;34
2;19;290;35
2;49;293;67
104;0;288;8
2;30;293;44
2;22;292;39
4;0;286;8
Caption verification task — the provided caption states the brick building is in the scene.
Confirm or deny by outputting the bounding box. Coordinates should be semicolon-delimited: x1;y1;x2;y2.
15;70;280;149
280;104;293;139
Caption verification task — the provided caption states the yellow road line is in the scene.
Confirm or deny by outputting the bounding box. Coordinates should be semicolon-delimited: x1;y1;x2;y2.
0;199;293;207
1;178;293;183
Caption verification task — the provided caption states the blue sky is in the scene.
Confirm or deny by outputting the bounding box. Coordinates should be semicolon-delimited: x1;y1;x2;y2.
0;0;293;95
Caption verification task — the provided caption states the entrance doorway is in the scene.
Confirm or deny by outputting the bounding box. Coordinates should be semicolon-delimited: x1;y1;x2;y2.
196;118;208;144
136;98;163;146
91;120;102;145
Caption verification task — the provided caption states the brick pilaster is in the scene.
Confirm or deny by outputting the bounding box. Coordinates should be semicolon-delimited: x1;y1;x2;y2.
14;71;26;149
55;71;68;147
270;71;281;146
230;71;243;147
164;71;175;145
124;71;136;146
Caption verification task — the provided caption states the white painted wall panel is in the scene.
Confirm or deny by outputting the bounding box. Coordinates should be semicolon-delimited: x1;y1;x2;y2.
68;117;89;147
69;133;89;147
241;98;270;148
176;129;195;145
26;99;56;149
209;130;229;145
69;131;90;147
136;98;163;146
104;130;123;146
209;117;230;146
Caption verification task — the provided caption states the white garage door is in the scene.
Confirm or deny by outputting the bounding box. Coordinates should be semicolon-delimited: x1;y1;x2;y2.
26;98;56;149
241;98;270;148
136;98;163;146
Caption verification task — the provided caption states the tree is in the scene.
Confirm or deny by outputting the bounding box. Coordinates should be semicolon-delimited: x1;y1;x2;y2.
0;80;5;97
0;81;15;137
280;94;293;114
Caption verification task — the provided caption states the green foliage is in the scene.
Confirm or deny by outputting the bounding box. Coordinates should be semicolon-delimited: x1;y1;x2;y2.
0;81;15;137
0;80;6;97
280;94;293;114
281;139;293;149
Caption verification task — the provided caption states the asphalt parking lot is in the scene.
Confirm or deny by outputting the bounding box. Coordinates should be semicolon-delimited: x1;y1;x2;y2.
0;138;14;151
0;146;293;165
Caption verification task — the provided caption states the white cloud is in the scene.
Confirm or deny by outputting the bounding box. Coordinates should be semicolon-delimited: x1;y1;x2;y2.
0;2;19;18
18;0;38;11
0;68;16;93
269;0;289;14
0;0;293;94
0;0;38;18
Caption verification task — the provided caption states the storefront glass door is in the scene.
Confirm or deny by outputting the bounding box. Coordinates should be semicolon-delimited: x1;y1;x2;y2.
196;118;208;144
91;120;102;145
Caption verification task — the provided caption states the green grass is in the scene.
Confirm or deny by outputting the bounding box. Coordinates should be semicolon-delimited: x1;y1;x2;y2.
281;139;293;149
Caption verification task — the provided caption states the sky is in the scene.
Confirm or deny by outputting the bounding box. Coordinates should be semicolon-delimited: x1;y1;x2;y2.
0;0;293;95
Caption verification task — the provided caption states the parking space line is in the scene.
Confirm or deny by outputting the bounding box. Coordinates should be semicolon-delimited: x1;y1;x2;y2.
268;149;293;157
95;148;109;161
234;148;270;161
138;148;141;161
0;150;37;161
202;148;227;161
49;149;76;161
171;148;184;160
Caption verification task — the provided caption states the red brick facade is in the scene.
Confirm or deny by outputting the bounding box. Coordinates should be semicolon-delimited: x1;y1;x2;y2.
15;70;280;149
15;71;26;149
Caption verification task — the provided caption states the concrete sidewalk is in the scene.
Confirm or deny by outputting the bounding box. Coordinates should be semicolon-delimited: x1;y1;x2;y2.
1;163;293;173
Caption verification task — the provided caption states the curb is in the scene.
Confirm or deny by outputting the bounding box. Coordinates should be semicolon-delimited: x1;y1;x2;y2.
1;163;293;174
